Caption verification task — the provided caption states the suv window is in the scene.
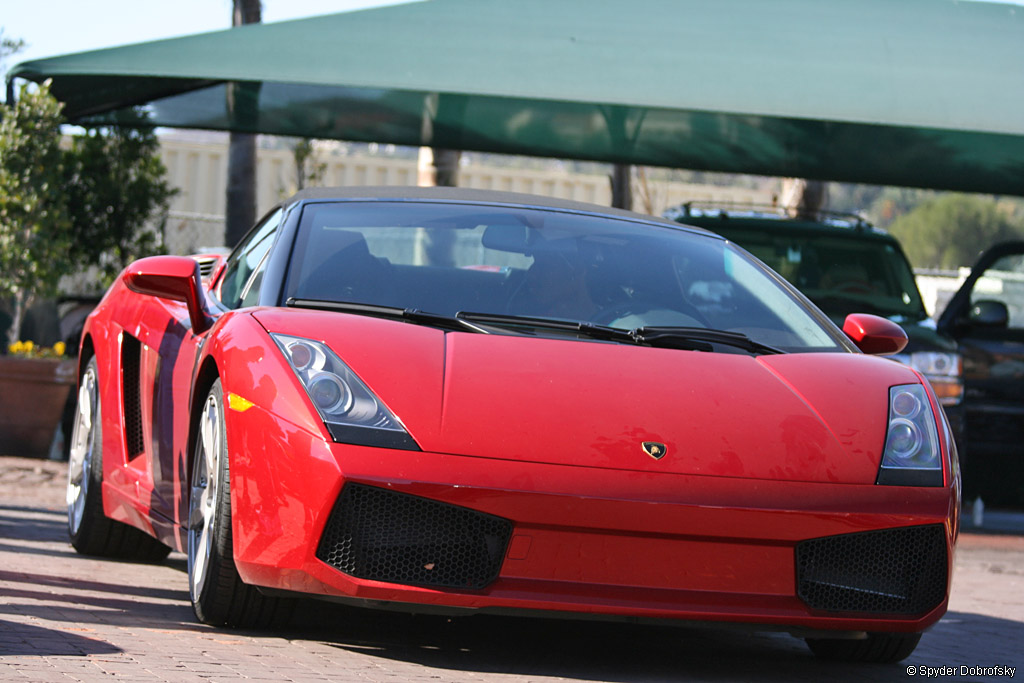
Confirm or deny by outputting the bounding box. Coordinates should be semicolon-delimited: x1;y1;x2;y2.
726;229;924;320
670;212;926;323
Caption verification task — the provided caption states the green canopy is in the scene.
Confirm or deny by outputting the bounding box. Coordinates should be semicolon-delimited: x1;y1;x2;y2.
8;0;1024;194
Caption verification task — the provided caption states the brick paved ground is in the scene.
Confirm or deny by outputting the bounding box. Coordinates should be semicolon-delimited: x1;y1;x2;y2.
1;455;1021;682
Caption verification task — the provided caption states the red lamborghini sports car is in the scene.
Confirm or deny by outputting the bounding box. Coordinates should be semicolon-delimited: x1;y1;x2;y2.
66;187;958;662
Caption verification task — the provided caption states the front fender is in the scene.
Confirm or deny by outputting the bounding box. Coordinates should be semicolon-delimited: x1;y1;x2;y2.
188;311;332;568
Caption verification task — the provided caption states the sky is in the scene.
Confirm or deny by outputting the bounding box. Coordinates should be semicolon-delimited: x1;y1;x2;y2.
2;0;413;77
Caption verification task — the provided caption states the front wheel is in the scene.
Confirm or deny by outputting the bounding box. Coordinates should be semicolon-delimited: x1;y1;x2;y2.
67;356;170;562
806;632;922;663
187;379;293;628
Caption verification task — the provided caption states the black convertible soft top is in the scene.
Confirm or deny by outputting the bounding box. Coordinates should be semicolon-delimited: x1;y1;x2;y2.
283;186;687;230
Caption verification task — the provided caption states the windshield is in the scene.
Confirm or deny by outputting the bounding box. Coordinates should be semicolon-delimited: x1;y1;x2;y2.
283;201;845;352
712;227;927;321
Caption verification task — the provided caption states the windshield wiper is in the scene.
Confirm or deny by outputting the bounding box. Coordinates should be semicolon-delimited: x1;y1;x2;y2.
630;327;785;355
456;311;635;343
456;313;782;354
285;298;489;334
286;302;783;354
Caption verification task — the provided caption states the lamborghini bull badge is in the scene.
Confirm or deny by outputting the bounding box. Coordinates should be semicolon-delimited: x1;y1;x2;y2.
642;442;667;460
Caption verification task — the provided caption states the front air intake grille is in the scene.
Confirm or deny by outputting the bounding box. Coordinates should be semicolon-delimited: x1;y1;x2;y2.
316;484;513;590
796;524;947;615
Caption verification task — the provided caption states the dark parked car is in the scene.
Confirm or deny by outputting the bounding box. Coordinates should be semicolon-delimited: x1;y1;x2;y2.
665;204;965;454
937;241;1024;506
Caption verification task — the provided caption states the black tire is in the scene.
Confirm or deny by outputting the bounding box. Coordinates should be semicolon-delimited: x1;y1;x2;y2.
806;632;922;663
67;356;171;562
187;378;293;628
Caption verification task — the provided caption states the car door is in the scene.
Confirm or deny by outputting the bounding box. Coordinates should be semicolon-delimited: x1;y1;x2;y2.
937;241;1024;506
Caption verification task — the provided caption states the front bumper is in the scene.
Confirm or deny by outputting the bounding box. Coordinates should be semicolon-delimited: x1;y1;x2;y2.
224;408;957;634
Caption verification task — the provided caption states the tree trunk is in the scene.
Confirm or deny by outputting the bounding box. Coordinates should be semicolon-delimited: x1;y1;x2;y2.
781;178;828;220
416;147;460;267
418;147;461;188
5;291;29;349
610;163;633;210
225;134;257;247
224;0;262;248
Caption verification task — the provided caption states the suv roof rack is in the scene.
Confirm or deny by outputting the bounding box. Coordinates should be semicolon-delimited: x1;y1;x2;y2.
665;201;873;230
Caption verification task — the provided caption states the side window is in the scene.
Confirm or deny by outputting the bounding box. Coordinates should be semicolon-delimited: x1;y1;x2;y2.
238;251;271;308
218;209;283;309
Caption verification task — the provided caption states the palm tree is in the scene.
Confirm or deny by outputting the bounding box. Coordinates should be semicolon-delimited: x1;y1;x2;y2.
225;0;261;248
781;178;828;220
610;163;632;210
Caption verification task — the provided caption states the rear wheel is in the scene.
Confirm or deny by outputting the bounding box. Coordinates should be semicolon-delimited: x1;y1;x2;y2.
187;379;293;628
67;356;171;562
806;632;922;663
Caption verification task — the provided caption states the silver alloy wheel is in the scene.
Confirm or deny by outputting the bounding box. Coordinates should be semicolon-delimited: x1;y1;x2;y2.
67;364;98;535
188;392;221;603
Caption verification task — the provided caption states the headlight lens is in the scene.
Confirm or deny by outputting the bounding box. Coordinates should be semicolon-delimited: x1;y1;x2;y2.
891;352;963;406
877;384;943;486
308;372;352;414
271;333;418;450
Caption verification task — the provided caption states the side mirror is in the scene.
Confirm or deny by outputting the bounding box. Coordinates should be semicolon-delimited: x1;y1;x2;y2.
968;299;1009;328
123;256;215;334
842;313;908;355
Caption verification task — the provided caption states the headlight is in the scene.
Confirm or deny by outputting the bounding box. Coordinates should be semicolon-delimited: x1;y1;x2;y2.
891;352;962;406
876;384;943;486
271;333;419;451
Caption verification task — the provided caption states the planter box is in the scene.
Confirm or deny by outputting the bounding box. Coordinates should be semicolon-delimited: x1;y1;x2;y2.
0;356;76;458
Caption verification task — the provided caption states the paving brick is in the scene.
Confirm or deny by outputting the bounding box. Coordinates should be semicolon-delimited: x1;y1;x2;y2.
2;454;1023;682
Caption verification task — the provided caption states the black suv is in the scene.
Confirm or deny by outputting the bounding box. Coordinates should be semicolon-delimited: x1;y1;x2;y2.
666;204;965;453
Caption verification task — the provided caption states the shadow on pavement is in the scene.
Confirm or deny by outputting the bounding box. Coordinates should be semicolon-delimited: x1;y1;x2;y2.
0;541;75;560
0;617;123;656
0;568;185;604
0;505;67;543
275;601;892;682
0;598;198;633
266;601;1023;682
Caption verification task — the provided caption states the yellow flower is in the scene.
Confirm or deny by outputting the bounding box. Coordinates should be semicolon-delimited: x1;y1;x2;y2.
23;340;34;353
9;341;24;354
53;341;66;357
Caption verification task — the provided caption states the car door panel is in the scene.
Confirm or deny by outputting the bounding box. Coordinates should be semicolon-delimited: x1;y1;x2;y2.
938;241;1024;506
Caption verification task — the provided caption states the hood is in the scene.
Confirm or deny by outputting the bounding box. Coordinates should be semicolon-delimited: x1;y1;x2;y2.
254;310;921;484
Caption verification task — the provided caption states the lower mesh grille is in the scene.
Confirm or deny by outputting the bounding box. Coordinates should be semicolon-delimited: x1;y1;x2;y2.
316;484;513;590
796;524;947;615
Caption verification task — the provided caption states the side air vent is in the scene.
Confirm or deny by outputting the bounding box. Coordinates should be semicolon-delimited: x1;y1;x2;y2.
121;334;145;459
195;256;219;279
317;484;513;590
796;524;947;615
